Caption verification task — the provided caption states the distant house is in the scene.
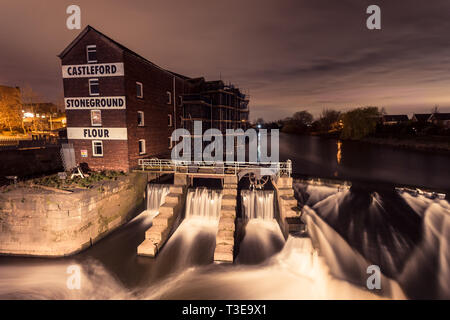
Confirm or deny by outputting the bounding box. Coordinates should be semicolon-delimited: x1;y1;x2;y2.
411;113;431;123
382;114;409;125
428;113;450;128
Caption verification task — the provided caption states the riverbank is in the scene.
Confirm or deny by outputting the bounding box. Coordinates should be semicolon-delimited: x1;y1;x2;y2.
361;136;450;153
308;131;450;153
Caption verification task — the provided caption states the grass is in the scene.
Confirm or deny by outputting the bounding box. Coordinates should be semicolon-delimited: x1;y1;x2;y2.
29;170;126;190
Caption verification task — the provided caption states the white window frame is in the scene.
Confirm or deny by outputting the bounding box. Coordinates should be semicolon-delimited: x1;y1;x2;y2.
89;78;99;96
91;110;102;126
137;111;145;126
138;139;146;155
136;82;143;98
168;114;173;127
166;91;172;104
168;136;173;149
92;140;103;157
86;45;97;63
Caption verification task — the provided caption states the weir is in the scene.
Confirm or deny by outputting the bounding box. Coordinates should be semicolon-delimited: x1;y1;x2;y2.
137;159;301;263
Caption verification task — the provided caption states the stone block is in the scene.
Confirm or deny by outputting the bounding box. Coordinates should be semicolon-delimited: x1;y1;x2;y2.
164;193;181;204
220;206;236;218
218;216;235;231
145;225;170;242
214;244;233;263
274;177;293;188
159;202;179;216
277;188;294;197
280;195;297;207
169;185;184;194
137;239;157;257
152;213;175;227
174;174;188;185
222;194;236;206
222;188;237;196
223;175;238;184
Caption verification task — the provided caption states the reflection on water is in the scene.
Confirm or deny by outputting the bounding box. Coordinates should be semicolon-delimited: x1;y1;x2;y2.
280;133;450;190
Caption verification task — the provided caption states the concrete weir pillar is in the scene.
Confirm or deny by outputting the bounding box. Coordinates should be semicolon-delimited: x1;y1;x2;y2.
137;174;188;257
272;176;302;237
214;175;238;263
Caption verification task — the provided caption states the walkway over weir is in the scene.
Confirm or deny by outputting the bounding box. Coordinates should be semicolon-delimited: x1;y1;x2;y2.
137;159;292;179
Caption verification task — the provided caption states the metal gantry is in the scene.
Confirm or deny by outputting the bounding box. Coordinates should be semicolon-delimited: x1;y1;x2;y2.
138;158;292;178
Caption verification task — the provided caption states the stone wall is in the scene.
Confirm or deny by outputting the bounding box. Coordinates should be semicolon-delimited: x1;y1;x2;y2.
0;172;147;257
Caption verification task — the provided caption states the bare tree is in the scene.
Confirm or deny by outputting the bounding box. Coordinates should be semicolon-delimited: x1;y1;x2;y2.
20;86;43;132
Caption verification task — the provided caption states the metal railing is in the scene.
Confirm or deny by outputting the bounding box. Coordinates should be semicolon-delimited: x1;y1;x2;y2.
138;158;292;177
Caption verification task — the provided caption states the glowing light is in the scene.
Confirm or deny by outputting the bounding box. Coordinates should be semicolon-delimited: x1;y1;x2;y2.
336;140;342;164
23;112;34;118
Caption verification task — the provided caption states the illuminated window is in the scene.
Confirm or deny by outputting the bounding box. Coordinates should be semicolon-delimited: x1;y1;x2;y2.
168;114;172;127
139;139;146;154
89;79;99;96
92;141;103;157
168;137;172;149
91;110;102;126
136;82;143;98
137;111;144;126
86;45;97;63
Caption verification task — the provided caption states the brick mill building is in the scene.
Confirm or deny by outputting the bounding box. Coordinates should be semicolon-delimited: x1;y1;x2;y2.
59;25;249;172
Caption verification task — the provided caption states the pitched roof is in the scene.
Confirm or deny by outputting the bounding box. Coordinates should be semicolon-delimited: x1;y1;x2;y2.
430;113;450;121
412;113;431;121
58;25;190;81
383;114;409;122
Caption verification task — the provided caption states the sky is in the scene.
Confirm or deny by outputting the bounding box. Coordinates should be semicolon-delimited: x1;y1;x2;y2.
1;0;450;121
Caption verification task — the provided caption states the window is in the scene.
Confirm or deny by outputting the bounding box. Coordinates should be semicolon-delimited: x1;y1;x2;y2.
136;82;143;98
92;141;103;157
86;45;97;63
166;91;171;104
137;111;144;126
168;137;172;149
168;114;172;127
89;79;99;96
138;139;146;154
178;95;183;106
91;110;102;126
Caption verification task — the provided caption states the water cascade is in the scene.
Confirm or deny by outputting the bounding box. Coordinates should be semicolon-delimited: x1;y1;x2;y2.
237;190;285;264
148;188;223;278
185;188;222;220
147;184;171;212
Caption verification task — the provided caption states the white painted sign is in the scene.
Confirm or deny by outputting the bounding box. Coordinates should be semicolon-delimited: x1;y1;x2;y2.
64;96;126;109
62;63;124;78
67;127;128;140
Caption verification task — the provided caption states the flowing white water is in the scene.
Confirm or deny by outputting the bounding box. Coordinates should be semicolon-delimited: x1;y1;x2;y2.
147;184;171;212
237;190;285;264
147;188;223;277
185;188;222;220
241;190;274;220
1;182;447;299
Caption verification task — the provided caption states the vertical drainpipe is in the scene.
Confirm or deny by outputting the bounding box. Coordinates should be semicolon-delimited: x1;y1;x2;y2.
173;76;176;130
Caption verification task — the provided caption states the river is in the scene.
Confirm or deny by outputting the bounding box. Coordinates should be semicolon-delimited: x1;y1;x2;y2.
0;134;448;299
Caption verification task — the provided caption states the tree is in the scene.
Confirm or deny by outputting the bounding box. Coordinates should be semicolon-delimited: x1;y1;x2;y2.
318;109;341;132
21;86;43;132
340;107;381;139
0;89;22;133
292;111;313;126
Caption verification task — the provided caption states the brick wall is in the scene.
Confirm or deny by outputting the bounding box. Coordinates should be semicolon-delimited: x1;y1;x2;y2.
123;52;186;169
